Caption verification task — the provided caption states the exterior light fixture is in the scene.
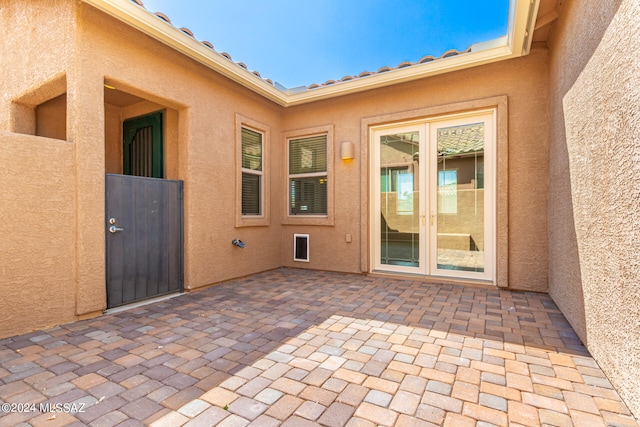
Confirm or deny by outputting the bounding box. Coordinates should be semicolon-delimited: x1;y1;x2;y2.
341;141;354;160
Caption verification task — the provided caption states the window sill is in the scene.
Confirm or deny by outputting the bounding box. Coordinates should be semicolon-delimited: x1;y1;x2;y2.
282;215;334;226
236;216;270;228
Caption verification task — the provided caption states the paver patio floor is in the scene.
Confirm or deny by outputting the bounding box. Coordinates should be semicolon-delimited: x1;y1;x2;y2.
0;268;637;426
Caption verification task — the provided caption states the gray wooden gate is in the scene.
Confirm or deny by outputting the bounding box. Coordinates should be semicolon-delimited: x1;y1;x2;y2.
106;174;183;308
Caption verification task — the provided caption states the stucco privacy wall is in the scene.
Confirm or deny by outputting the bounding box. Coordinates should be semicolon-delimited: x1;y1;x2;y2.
547;0;640;418
0;133;77;337
282;50;550;291
0;1;80;338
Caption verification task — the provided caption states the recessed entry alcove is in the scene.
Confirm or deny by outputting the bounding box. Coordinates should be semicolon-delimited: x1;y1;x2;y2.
103;80;180;178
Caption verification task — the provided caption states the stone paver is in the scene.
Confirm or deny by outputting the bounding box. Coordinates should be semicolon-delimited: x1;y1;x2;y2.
0;268;637;426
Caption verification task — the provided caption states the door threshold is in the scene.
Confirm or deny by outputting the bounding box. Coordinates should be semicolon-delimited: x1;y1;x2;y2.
369;270;496;289
104;292;185;315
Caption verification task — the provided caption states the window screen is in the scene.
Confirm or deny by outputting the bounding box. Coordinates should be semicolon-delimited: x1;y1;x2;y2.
289;135;327;215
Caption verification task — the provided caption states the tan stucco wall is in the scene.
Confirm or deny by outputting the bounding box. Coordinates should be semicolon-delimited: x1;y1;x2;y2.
282;51;549;291
0;132;77;337
75;4;285;290
0;1;89;337
0;0;74;133
547;0;640;418
36;94;67;140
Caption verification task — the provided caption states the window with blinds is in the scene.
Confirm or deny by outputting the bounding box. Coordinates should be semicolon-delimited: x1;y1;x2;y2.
241;127;263;215
289;134;327;215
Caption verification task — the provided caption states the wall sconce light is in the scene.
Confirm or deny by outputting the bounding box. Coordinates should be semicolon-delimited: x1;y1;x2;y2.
341;141;354;160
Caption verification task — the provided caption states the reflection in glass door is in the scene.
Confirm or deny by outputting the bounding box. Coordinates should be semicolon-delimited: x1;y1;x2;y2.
433;121;486;273
375;128;425;272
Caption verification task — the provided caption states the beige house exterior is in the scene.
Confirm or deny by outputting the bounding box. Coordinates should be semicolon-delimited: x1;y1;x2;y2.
0;0;638;419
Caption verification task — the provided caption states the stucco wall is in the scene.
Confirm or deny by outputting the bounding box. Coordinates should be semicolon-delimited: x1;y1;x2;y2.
547;0;640;418
282;50;550;291
77;4;285;290
36;94;67;140
0;132;77;337
0;0;74;133
0;1;85;337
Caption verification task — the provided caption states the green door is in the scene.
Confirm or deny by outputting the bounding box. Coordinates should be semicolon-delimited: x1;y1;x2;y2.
123;112;163;178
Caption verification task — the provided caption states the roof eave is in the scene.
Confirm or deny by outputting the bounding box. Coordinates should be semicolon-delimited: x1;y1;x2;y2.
82;0;539;108
285;38;513;106
508;0;541;56
82;0;289;105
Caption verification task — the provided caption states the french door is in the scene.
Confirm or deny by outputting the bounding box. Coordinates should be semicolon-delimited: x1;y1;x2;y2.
372;110;495;281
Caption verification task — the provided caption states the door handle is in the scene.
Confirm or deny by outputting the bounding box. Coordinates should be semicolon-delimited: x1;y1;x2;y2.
109;225;124;233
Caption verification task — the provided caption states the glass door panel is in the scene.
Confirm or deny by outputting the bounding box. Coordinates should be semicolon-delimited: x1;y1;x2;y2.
376;128;424;272
430;115;493;280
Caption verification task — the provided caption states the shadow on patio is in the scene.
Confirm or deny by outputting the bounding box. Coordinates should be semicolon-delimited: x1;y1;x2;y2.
0;268;637;426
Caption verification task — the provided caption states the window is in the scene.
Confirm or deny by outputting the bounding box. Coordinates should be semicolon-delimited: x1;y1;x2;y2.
241;127;263;215
236;115;269;227
289;134;328;215
283;124;334;225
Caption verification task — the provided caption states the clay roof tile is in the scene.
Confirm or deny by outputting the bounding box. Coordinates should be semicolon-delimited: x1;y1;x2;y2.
154;12;171;23
179;27;194;37
442;49;461;58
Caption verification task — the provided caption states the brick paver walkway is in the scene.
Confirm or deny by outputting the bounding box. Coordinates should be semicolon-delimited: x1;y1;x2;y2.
0;269;637;426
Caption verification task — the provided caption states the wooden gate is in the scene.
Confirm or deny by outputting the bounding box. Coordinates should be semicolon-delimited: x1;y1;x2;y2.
105;174;183;308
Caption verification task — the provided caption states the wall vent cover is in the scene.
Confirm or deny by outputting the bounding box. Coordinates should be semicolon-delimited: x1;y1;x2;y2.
293;234;310;262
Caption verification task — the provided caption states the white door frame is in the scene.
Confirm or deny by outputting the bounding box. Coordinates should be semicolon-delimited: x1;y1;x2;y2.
370;109;496;282
371;123;427;275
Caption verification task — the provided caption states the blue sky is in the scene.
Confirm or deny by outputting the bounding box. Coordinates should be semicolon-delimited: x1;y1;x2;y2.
141;0;509;88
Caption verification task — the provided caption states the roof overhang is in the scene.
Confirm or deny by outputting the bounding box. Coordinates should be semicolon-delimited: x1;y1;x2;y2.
83;0;540;107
